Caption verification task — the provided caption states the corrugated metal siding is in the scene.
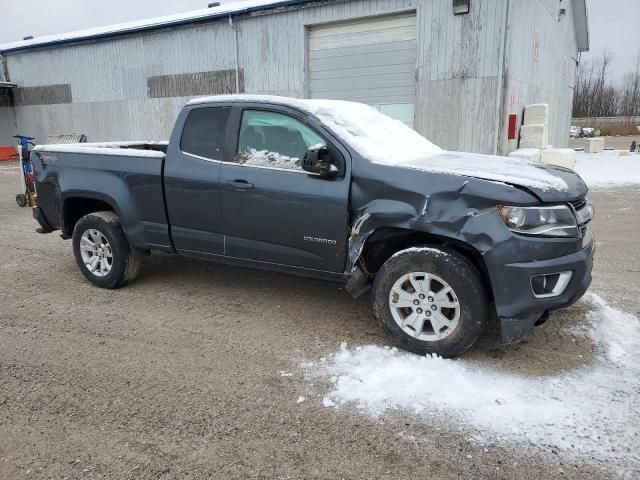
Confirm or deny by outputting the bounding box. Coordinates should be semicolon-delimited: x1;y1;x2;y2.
2;0;513;154
0;107;15;143
499;0;580;153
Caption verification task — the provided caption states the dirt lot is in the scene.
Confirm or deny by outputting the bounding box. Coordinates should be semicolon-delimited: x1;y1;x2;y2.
0;163;638;480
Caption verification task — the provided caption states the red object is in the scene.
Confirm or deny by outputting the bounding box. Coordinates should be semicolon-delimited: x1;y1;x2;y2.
0;146;18;162
507;114;518;140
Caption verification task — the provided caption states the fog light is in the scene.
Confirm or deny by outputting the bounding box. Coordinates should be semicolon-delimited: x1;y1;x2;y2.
530;271;572;298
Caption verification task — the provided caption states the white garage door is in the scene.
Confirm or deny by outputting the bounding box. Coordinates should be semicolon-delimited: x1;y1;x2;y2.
308;13;417;126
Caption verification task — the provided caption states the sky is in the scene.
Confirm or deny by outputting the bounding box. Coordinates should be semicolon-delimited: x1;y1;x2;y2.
0;0;638;84
581;0;640;83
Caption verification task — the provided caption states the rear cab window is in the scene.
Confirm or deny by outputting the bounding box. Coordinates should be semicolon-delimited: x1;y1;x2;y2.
235;110;326;171
180;107;231;160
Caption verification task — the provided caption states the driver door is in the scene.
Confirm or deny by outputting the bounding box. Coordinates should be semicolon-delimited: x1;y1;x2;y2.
219;106;350;273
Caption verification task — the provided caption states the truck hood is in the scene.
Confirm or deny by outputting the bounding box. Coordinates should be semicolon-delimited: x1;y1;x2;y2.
390;151;588;202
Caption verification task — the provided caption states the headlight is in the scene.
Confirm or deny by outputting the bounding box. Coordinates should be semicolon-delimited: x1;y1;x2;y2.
497;205;579;237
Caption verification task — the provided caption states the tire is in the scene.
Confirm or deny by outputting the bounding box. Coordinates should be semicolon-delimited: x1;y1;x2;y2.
16;194;27;207
72;211;142;289
372;246;488;358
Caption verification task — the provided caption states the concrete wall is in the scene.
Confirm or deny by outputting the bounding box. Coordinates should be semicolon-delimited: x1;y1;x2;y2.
499;0;580;153
0;0;506;154
572;116;640;126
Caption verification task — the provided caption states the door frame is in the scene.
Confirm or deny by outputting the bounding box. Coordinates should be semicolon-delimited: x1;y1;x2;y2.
218;101;354;273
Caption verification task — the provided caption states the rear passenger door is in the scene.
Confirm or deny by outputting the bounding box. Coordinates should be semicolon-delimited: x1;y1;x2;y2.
164;105;230;255
219;105;350;273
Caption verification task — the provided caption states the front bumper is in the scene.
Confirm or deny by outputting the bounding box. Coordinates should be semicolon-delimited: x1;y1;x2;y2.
489;237;595;344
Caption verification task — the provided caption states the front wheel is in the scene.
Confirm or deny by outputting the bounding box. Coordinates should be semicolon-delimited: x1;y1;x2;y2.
72;211;141;289
372;246;488;358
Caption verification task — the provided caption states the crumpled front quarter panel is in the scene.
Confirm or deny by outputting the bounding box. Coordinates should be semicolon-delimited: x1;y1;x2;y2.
347;156;539;270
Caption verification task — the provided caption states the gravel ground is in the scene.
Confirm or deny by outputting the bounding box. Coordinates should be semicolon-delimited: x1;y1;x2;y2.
0;164;638;480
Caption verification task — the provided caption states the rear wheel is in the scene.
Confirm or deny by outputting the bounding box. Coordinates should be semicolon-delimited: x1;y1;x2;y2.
15;194;27;207
72;211;141;289
372;246;488;358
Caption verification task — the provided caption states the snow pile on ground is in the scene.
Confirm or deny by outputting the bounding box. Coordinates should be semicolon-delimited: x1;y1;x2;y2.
310;294;640;466
575;151;640;187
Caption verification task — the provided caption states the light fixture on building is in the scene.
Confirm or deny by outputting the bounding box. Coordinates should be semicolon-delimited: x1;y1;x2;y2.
453;0;470;15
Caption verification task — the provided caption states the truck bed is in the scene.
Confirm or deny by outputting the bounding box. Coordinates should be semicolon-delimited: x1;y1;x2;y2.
31;141;172;251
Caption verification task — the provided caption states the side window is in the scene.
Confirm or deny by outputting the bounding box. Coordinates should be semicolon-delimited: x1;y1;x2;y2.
180;107;231;160
236;110;326;171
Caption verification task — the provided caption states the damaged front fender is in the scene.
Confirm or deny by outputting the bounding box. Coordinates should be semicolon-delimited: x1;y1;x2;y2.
345;162;539;276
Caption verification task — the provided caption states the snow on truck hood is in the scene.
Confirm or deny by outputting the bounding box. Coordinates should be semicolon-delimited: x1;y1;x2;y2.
191;95;573;193
399;152;570;192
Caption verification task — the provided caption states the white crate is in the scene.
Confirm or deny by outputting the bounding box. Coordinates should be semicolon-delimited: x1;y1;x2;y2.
585;138;605;153
509;148;541;162
523;103;549;126
519;124;548;149
540;148;576;170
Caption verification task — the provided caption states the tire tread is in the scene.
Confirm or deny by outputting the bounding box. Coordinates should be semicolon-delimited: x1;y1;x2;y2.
372;246;488;358
72;211;141;289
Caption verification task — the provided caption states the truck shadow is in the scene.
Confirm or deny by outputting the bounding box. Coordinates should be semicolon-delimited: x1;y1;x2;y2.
135;253;597;378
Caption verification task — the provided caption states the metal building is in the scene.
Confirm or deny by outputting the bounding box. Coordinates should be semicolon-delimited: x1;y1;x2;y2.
0;0;589;155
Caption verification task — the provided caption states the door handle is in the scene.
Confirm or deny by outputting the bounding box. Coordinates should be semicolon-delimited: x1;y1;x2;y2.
227;179;254;190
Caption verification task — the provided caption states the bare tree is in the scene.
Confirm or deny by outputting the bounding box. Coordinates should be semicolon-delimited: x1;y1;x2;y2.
573;48;640;118
619;50;640;117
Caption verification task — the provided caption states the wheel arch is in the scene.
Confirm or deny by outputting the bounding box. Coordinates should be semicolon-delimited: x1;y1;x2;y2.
360;227;493;301
61;193;121;236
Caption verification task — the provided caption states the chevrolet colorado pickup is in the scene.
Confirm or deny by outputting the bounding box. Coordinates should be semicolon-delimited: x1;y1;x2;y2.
31;95;594;357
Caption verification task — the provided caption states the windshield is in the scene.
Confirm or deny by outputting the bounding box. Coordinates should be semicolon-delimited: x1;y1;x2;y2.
298;99;442;165
187;94;442;164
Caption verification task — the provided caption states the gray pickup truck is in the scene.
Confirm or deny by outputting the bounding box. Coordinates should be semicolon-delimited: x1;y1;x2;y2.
31;95;594;357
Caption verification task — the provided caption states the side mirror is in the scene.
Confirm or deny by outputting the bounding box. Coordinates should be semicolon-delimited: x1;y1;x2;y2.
302;145;335;177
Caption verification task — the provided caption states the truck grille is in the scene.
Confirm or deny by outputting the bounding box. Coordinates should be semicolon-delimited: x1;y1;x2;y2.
570;196;593;239
570;196;586;210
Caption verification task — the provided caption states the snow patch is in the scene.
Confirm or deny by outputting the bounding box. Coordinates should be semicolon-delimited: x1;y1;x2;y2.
399;152;569;192
575;151;640;187
33;144;165;159
322;397;337;408
390;247;450;260
309;294;640;466
241;148;301;170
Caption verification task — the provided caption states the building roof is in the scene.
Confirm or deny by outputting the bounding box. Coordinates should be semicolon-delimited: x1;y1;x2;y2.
0;0;321;54
572;0;590;52
0;0;590;55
